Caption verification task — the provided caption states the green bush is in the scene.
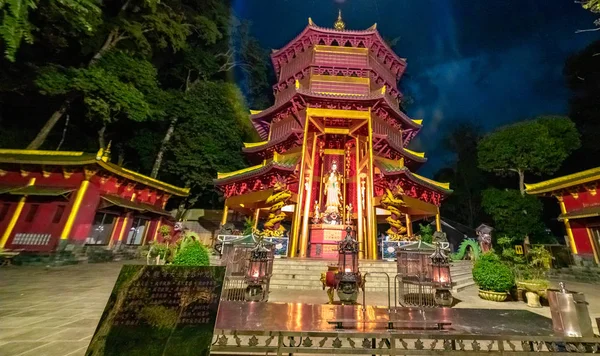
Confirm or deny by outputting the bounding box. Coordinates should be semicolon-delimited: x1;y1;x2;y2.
472;253;515;292
172;241;210;266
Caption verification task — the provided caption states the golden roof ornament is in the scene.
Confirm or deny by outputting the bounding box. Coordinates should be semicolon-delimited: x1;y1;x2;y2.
101;141;112;162
334;9;345;30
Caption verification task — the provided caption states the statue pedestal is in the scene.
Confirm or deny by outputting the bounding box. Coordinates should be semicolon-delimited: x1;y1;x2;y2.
309;224;347;258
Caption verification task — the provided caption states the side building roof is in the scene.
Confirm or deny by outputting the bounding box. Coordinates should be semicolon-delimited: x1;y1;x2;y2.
0;149;190;196
525;167;600;195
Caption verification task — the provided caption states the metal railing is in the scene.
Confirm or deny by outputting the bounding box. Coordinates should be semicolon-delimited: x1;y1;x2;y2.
211;330;600;355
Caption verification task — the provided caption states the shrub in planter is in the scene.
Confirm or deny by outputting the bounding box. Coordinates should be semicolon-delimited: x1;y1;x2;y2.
473;252;515;301
172;241;210;266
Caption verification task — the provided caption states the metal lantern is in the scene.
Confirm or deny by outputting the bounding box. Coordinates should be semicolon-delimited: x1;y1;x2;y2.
338;226;359;274
245;241;270;302
430;242;453;306
335;226;361;304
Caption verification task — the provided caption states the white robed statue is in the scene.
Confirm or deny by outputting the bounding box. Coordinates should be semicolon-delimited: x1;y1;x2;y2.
324;161;342;214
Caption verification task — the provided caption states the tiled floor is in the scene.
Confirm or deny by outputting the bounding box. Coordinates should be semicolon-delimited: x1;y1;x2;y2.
1;261;599;356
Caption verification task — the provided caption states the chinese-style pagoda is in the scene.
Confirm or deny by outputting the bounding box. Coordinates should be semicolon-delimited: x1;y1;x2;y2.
215;12;451;259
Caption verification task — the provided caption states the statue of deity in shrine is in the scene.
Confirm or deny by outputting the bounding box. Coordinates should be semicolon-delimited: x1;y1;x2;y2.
324;161;343;214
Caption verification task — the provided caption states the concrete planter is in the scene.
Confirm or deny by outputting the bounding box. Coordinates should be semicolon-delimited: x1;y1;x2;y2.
478;289;509;302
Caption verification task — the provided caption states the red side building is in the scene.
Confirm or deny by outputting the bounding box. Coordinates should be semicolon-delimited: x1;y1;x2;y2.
526;167;600;266
0;148;189;252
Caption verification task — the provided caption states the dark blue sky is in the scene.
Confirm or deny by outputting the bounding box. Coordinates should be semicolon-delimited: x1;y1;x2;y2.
235;0;599;176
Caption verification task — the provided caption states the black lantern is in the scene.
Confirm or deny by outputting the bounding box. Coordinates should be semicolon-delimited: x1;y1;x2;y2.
335;226;361;304
245;241;270;302
338;226;359;274
430;242;453;306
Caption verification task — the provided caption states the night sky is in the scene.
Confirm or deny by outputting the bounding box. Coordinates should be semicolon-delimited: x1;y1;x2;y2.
235;0;599;176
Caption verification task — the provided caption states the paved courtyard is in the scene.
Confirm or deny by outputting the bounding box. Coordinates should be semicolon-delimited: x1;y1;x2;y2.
1;261;599;356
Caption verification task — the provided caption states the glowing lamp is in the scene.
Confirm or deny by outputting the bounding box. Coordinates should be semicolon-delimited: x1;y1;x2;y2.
244;239;271;302
334;226;361;304
246;243;269;283
337;226;359;275
430;242;453;306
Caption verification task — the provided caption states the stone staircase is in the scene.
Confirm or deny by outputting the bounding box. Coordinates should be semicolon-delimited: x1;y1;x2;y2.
268;258;475;293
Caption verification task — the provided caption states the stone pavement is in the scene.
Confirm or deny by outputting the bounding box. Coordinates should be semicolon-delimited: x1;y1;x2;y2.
1;262;599;356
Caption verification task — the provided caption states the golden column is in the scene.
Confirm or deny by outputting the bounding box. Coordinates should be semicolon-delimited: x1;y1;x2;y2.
290;112;311;257
60;178;90;240
0;177;35;248
435;207;442;232
405;214;413;236
253;208;261;230
299;132;318;258
221;202;229;226
557;196;577;255
355;138;365;259
366;108;377;259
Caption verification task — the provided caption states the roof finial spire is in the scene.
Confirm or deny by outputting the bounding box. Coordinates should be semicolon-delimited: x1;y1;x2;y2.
334;9;345;30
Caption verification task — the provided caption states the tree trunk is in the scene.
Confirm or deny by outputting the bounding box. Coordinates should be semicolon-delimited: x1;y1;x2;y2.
98;123;107;149
26;99;71;149
26;27;125;150
518;169;526;196
151;117;178;178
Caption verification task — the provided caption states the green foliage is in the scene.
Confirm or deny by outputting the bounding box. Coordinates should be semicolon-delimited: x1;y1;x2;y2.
0;0;100;61
36;51;158;126
478;117;580;192
482;188;546;241
243;217;255;235
159;225;172;240
164;81;256;206
172;241;210;266
418;224;433;243
472;252;515;292
148;241;170;260
527;245;553;271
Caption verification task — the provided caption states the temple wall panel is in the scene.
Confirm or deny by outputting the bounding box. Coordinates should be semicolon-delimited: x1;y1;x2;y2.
310;80;369;95
569;219;595;255
314;50;367;68
6;198;66;251
368;54;399;90
69;181;102;242
562;190;600;212
279;48;313;84
270;117;301;141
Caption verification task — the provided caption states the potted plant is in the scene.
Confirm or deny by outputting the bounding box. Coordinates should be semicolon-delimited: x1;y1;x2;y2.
515;245;553;307
472;252;515;301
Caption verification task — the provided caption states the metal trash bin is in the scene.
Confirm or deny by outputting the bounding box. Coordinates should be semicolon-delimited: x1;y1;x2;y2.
547;282;593;337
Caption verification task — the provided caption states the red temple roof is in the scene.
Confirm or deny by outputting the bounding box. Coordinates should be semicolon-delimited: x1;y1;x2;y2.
0;149;190;196
270;18;406;80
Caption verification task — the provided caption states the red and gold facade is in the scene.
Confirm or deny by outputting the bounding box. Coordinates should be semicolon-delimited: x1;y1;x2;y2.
0;148;189;252
215;15;451;259
526;168;600;266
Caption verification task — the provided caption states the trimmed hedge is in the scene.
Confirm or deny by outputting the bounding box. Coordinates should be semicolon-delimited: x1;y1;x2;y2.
472;252;515;292
172;241;210;266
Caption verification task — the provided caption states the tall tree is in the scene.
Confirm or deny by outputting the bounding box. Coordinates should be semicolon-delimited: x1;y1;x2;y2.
26;0;191;150
36;50;160;148
0;0;100;61
481;188;550;243
162;81;256;208
478;116;580;195
434;123;487;227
